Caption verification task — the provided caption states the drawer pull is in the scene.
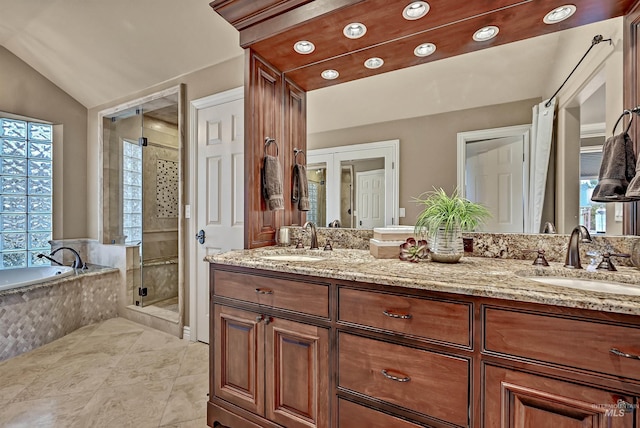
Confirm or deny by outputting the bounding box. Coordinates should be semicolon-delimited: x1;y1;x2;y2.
255;288;274;295
610;348;640;360
383;310;412;319
381;369;411;382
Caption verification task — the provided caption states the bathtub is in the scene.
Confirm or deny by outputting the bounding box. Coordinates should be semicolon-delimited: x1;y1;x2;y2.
0;266;74;291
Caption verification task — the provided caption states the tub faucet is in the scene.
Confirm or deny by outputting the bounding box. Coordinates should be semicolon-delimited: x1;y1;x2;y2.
564;225;592;269
303;221;319;249
36;253;64;266
49;247;87;270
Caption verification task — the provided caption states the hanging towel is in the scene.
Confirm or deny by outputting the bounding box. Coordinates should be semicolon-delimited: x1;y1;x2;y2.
292;163;310;211
591;132;637;202
262;155;284;210
626;155;640;200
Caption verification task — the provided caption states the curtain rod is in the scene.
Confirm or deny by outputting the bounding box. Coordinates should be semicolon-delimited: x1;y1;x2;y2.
544;34;612;107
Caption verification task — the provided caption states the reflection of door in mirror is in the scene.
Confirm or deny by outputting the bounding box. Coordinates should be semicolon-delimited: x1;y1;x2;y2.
465;136;525;233
307;140;399;228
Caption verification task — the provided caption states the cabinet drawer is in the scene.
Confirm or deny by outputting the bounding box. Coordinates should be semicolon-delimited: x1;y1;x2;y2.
484;307;640;380
338;333;469;427
213;270;329;318
339;287;471;346
338;399;423;428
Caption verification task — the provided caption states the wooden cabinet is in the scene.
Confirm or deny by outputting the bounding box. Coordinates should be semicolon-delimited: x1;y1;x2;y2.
210;267;329;428
209;264;640;428
484;365;635;427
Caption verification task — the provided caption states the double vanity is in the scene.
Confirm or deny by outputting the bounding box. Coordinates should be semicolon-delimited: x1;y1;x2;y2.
206;243;640;428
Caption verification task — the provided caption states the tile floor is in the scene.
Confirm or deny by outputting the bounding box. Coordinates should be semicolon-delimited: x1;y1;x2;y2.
0;317;209;428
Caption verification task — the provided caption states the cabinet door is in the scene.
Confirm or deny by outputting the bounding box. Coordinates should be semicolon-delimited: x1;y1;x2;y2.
214;305;264;416
484;365;634;428
265;317;329;428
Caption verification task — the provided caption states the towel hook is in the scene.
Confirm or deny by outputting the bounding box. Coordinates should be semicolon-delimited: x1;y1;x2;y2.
612;110;635;136
264;137;278;156
293;148;305;164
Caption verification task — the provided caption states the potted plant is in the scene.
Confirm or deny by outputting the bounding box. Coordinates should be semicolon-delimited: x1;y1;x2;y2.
414;187;491;263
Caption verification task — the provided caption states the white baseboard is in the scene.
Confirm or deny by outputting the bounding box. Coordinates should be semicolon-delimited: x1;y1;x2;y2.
182;326;191;341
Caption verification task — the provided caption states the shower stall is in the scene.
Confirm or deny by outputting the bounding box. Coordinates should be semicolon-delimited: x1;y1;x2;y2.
101;87;182;313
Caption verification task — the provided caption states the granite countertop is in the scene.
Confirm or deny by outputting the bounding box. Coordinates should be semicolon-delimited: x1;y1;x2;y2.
0;264;119;297
207;247;640;316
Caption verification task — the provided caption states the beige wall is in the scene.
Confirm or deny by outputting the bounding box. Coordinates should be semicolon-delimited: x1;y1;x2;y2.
0;47;88;239
87;54;244;240
86;54;244;328
308;98;539;226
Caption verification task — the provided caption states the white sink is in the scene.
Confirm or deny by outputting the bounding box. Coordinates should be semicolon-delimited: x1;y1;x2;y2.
525;276;640;296
259;254;325;262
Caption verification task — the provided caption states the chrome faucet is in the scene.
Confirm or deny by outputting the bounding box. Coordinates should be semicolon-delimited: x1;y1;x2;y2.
49;246;87;269
564;225;592;269
303;221;319;249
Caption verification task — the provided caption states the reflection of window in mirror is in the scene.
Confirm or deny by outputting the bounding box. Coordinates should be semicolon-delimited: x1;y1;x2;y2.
578;81;623;235
306;165;326;227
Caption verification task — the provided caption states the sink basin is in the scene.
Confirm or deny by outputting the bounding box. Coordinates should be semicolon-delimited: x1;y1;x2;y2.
259;254;325;262
525;276;640;296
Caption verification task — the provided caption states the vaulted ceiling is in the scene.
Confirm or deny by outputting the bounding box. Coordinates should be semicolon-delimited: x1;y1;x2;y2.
0;0;628;127
0;0;243;108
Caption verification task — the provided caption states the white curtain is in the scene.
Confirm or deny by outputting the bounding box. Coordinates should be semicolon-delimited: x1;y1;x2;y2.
527;97;556;233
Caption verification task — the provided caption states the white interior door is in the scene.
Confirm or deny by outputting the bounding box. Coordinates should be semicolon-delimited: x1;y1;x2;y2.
465;136;524;233
356;169;385;228
194;91;244;343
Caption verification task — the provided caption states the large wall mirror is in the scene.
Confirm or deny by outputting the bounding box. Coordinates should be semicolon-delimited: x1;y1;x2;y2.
307;17;627;235
99;85;184;311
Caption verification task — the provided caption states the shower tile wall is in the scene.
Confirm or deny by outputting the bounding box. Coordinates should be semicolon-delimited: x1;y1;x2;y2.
140;117;179;305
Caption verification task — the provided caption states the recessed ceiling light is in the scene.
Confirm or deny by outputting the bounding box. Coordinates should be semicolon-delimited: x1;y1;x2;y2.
414;43;436;57
343;23;367;39
543;5;576;24
321;69;339;80
364;57;384;69
403;1;430;20
293;40;315;54
473;26;499;42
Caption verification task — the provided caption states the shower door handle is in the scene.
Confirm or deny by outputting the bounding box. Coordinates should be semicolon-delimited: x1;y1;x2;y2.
196;230;206;244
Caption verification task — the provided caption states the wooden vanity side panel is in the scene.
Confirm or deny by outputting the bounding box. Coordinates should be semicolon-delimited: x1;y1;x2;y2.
338;287;472;347
245;50;282;249
484;306;640;381
213;269;329;318
338;332;469;427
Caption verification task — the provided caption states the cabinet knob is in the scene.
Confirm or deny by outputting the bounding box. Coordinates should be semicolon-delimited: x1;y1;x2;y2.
383;309;412;319
255;288;274;295
381;369;411;382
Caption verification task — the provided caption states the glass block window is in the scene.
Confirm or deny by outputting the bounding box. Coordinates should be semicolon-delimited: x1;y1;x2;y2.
0;118;52;268
123;140;142;244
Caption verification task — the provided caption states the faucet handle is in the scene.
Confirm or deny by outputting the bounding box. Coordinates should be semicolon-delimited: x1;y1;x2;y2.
295;238;304;249
597;252;631;271
532;249;549;266
323;240;333;251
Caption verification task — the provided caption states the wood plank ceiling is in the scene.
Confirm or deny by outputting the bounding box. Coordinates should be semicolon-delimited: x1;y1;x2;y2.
211;0;636;91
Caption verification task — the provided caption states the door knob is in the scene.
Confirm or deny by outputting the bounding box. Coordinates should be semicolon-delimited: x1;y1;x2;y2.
195;229;205;244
